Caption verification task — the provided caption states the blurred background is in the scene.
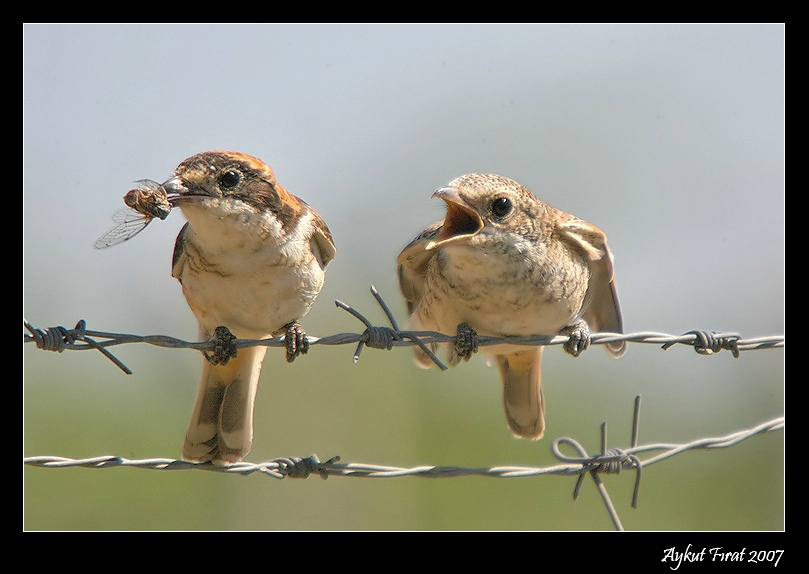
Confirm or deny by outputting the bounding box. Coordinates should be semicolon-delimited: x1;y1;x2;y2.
23;24;784;531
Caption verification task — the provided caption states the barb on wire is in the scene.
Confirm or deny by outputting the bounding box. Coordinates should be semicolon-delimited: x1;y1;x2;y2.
22;454;342;480
24;286;784;375
23;318;132;374
661;330;741;357
335;285;447;369
552;396;645;530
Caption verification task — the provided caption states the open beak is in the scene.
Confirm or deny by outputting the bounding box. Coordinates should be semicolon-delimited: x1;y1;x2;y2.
426;186;484;250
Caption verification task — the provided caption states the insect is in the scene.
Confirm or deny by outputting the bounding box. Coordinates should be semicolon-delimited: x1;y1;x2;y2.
94;180;173;249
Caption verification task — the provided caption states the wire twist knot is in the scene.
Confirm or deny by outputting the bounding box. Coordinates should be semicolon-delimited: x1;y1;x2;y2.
553;432;642;511
588;448;636;475
24;318;133;374
363;325;397;351
272;455;340;480
25;319;86;353
335;287;448;368
663;330;741;358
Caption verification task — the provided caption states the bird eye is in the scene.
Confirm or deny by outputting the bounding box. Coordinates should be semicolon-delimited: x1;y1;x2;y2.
491;197;512;218
219;170;242;189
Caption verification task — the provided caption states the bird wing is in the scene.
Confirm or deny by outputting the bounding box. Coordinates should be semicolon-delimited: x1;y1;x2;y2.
557;216;626;357
396;221;442;316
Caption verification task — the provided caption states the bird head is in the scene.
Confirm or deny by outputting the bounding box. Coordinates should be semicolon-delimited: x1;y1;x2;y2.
426;173;546;250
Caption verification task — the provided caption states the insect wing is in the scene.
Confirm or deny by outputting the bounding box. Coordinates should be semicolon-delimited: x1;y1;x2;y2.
93;208;154;249
126;180;172;219
133;179;164;191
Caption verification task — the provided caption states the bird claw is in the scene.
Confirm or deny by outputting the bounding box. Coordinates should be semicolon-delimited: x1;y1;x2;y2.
455;322;479;362
283;321;309;363
562;320;591;357
204;325;238;365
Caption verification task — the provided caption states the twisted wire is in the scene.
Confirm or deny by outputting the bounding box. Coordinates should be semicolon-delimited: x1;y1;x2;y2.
24;318;133;374
23;287;784;375
24;319;82;352
661;330;741;357
24;287;784;530
23;414;783;481
23;405;783;531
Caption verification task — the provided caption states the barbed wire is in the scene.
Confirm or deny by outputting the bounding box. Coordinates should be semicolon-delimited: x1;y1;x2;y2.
23;285;784;374
23;399;784;531
23;286;784;530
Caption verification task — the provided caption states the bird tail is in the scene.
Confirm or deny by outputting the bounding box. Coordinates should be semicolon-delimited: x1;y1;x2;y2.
182;346;267;465
495;348;545;439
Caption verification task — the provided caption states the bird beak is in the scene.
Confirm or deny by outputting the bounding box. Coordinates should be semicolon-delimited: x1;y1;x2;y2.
161;176;189;197
426;186;484;250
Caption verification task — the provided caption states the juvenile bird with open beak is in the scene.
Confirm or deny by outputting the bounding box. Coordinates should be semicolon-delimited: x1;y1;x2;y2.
397;174;624;439
164;151;335;464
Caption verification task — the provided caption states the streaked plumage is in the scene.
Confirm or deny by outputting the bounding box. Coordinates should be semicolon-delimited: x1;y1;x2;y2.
398;174;623;439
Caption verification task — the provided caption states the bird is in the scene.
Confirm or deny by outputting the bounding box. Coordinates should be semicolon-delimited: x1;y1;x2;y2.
397;173;624;440
162;151;336;465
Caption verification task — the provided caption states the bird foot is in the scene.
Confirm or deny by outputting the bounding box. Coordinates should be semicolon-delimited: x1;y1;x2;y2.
455;322;479;362
283;321;310;363
204;325;239;365
562;320;591;357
